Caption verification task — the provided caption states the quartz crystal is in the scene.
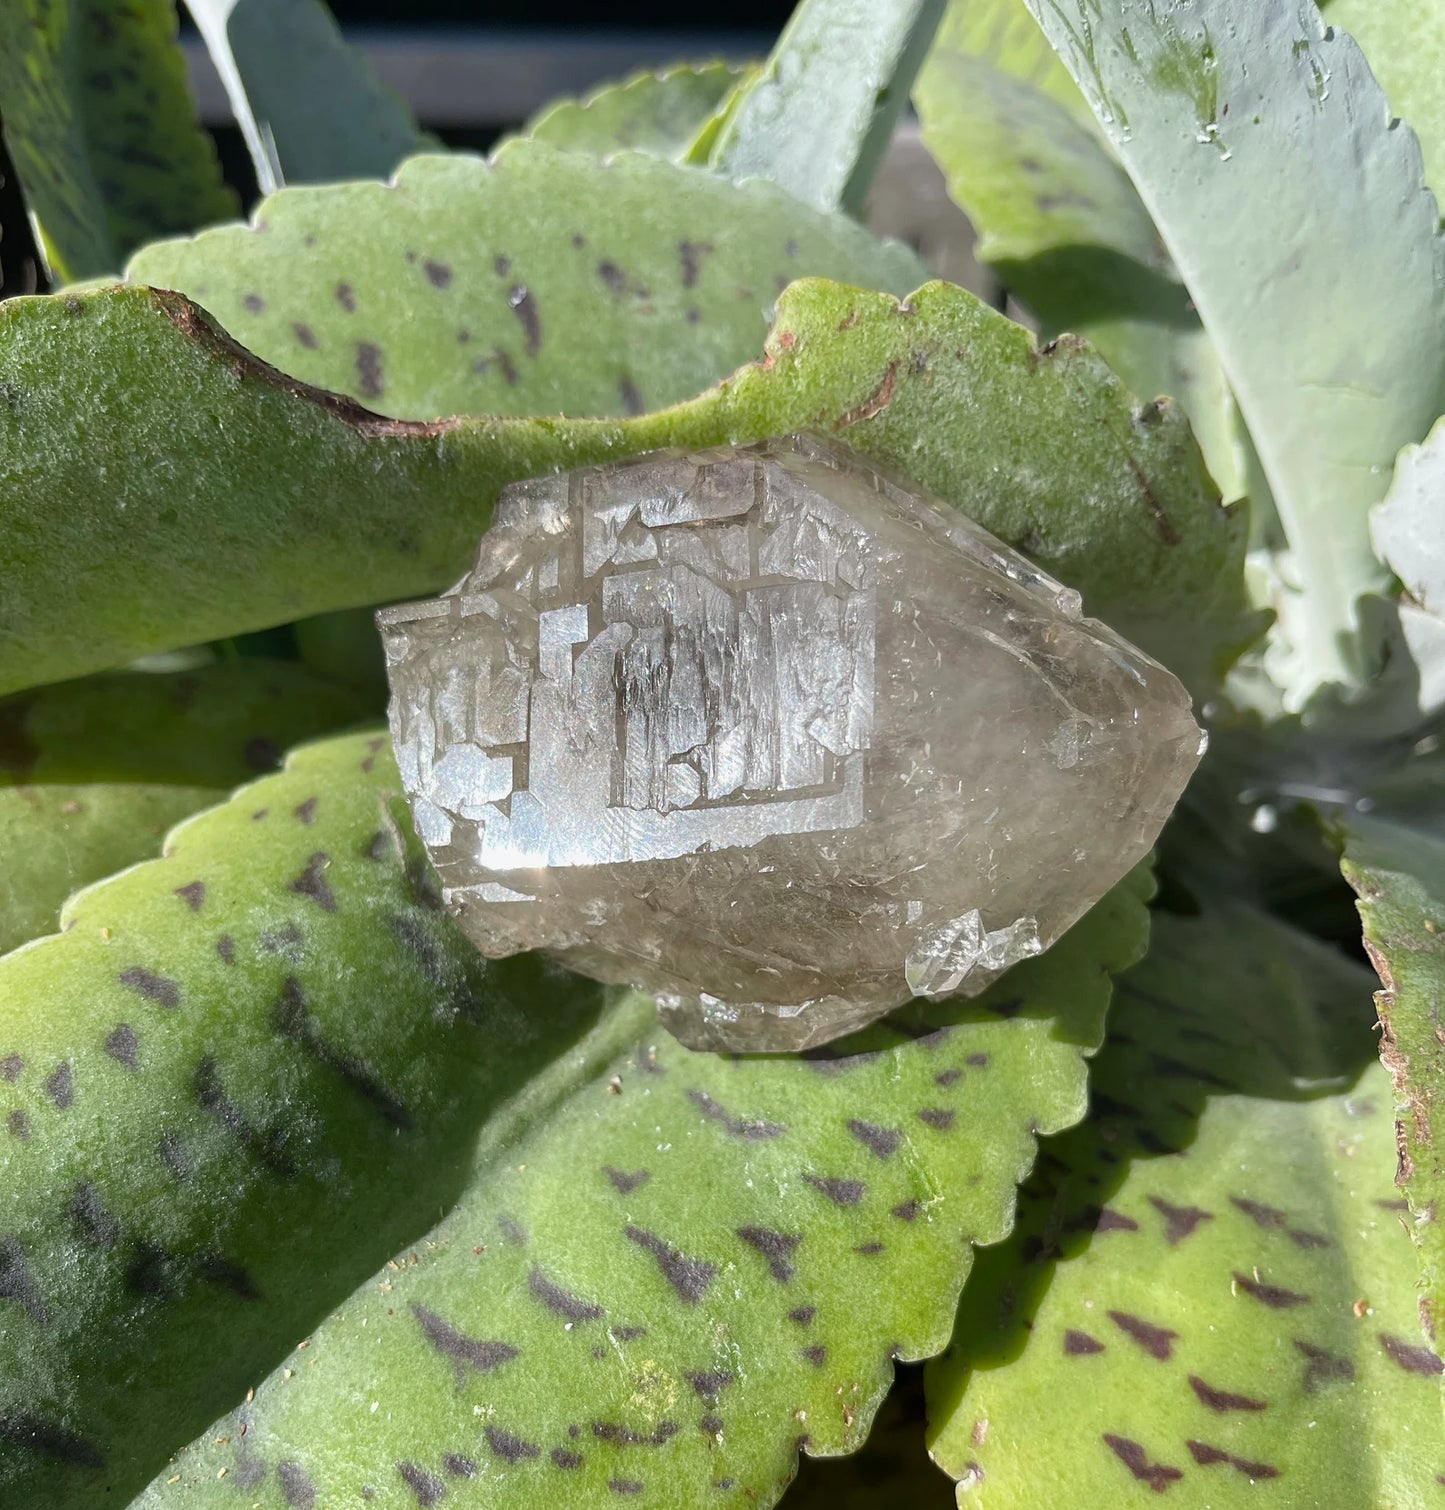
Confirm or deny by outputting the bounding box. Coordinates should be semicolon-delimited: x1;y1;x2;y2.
379;436;1203;1051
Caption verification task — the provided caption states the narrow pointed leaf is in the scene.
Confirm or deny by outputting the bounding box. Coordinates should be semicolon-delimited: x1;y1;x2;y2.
127;141;927;421
131;875;1151;1509
1022;0;1445;706
707;0;947;217
0;0;236;280
913;0;1242;501
1343;816;1445;1357
0;278;1251;698
182;0;432;192
0;731;604;1506
927;901;1443;1502
0;662;366;953
524;63;754;162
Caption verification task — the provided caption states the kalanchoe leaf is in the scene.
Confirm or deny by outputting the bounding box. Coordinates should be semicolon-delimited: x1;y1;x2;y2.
704;0;947;218
0;731;605;1507
1321;0;1445;199
0;278;1252;698
1021;0;1445;711
927;900;1443;1502
523;63;756;162
129;870;1151;1509
1372;416;1445;620
182;0;433;193
0;661;367;953
127;140;928;420
912;0;1243;504
1342;816;1445;1360
783;1365;954;1507
0;0;236;280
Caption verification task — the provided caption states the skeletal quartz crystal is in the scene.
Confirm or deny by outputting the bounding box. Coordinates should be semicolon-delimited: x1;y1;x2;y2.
380;435;1203;1051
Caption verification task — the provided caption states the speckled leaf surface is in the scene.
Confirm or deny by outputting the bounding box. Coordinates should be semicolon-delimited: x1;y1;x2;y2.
0;0;237;280
1323;0;1445;199
783;1366;954;1508
523;64;753;162
0;732;604;1507
913;0;1241;502
1343;817;1445;1357
131;871;1151;1510
707;0;946;217
0;278;1252;698
127;141;928;420
183;0;433;193
1022;0;1445;708
0;661;366;953
927;901;1443;1504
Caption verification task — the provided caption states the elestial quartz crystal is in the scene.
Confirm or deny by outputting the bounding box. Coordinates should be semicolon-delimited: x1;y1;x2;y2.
379;436;1203;1052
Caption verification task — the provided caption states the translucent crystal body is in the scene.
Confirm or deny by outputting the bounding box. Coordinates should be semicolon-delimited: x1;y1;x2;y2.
380;436;1203;1051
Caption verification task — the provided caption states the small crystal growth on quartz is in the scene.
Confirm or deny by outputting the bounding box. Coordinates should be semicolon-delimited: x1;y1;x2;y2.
379;435;1203;1051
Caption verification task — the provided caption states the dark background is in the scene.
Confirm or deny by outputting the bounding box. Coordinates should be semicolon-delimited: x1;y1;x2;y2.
0;4;795;297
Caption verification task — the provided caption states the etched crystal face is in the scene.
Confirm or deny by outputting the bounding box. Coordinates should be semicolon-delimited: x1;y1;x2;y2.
380;435;1203;1051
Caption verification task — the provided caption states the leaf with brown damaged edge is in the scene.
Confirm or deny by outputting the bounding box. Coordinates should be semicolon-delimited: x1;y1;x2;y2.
0;277;1255;700
126;140;926;422
129;871;1151;1510
1343;815;1445;1382
926;901;1442;1503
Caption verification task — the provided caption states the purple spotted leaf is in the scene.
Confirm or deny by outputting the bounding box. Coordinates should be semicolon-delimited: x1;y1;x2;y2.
127;872;1152;1508
0;661;367;953
0;731;604;1507
522;62;756;163
1343;816;1445;1367
0;0;236;281
126;139;927;421
926;900;1444;1502
0;279;1250;700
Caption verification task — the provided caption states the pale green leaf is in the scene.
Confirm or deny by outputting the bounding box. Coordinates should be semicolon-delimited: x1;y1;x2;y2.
1343;816;1445;1358
1022;0;1445;707
707;0;947;217
130;875;1151;1509
0;732;606;1506
0;279;1251;697
913;0;1243;502
0;0;236;280
928;901;1443;1503
1323;0;1445;202
524;62;755;162
1373;416;1445;618
182;0;432;193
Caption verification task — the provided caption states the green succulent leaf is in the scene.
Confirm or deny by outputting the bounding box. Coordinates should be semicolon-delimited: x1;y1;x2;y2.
1322;0;1445;200
913;0;1242;503
127;140;926;420
1021;0;1445;709
0;730;606;1507
0;277;1251;698
182;0;433;193
705;0;946;218
927;900;1443;1504
523;63;756;162
1342;816;1445;1359
782;1366;955;1508
1373;416;1445;620
0;0;237;281
0;661;367;954
130;871;1151;1510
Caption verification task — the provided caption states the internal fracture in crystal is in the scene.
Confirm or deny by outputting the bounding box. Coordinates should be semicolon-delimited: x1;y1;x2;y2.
380;435;1203;1051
